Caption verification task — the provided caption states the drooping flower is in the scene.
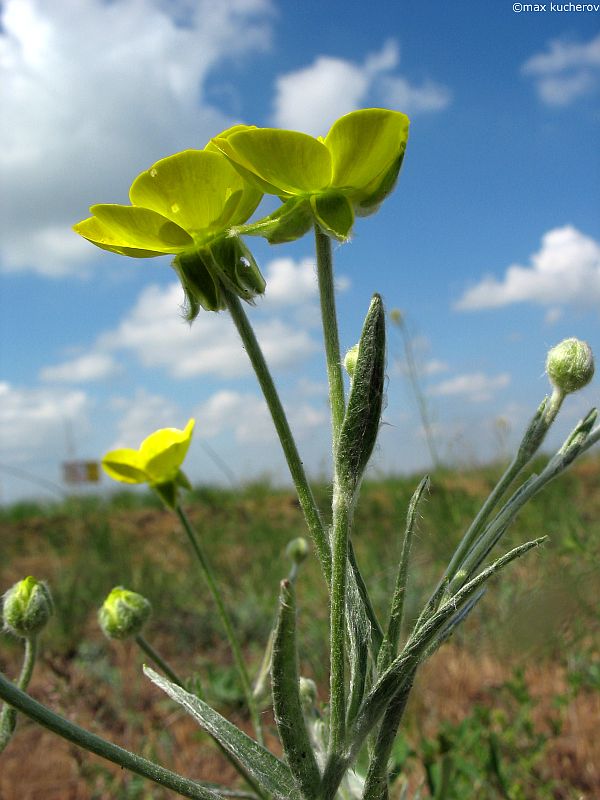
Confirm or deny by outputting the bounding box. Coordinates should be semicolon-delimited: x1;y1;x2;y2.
211;108;410;242
102;419;195;508
74;151;265;317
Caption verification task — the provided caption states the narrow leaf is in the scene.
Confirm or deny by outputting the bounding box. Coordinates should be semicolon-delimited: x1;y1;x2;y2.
272;580;321;798
145;667;298;800
380;476;430;672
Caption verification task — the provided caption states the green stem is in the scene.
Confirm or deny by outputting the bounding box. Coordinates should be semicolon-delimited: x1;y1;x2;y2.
0;671;222;799
314;226;346;450
328;487;352;756
135;635;183;687
175;505;263;746
0;636;38;751
224;288;331;583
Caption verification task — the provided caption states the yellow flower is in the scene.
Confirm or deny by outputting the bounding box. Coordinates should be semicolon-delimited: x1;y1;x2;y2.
102;419;195;507
74;151;265;316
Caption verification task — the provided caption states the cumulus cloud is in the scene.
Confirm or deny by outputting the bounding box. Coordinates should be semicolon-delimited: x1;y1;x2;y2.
40;352;121;383
109;389;181;449
272;39;451;134
196;389;326;443
0;381;89;460
0;0;273;275
429;372;510;403
96;279;318;379
455;226;600;312
521;32;600;106
260;258;318;306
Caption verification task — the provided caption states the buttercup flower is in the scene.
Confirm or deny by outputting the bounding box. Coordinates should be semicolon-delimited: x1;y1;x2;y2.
102;419;195;508
74;151;265;316
211;108;410;242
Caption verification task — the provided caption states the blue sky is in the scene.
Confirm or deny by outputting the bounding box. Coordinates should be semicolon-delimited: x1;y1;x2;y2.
1;0;599;503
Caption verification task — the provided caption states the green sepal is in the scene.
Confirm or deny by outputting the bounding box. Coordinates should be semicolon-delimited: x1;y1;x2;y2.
272;580;321;799
172;248;224;317
239;197;314;244
210;236;266;300
336;294;386;494
144;667;300;800
152;480;178;510
310;193;354;241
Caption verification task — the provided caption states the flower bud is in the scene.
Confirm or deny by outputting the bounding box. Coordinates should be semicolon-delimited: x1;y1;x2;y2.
285;537;310;566
546;338;594;395
343;344;359;378
2;577;53;638
299;676;318;713
99;587;151;640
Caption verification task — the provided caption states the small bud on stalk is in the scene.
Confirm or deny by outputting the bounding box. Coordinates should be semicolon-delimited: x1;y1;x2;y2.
343;344;360;378
546;338;594;395
2;577;53;639
285;537;310;566
99;587;151;640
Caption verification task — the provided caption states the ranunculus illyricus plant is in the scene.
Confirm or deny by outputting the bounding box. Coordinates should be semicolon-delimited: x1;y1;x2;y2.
1;108;597;799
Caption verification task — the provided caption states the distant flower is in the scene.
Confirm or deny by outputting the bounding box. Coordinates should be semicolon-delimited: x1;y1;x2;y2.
74;151;265;317
102;419;195;508
212;108;410;242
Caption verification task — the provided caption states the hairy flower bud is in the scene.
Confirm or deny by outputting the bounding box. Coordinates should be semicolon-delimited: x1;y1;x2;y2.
2;577;53;638
546;338;594;395
343;344;359;378
285;537;310;566
99;587;151;640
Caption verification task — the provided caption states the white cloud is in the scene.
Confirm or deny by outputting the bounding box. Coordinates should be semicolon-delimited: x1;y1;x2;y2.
0;0;273;275
196;389;326;444
0;381;89;460
380;75;452;113
272;39;450;135
456;226;600;312
40;352;121;383
260;257;317;306
109;389;181;450
521;32;600;106
430;372;510;403
97;270;319;378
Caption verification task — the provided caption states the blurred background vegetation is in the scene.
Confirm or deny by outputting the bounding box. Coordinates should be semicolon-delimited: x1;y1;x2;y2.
1;456;598;799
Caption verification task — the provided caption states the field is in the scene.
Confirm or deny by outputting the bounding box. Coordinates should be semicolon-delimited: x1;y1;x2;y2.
1;458;599;799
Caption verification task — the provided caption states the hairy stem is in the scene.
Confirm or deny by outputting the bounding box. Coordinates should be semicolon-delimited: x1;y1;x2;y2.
0;636;38;752
314;225;345;450
224;288;331;584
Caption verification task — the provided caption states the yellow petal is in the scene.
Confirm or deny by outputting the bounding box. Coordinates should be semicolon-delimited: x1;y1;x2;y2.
140;419;196;483
102;449;148;484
